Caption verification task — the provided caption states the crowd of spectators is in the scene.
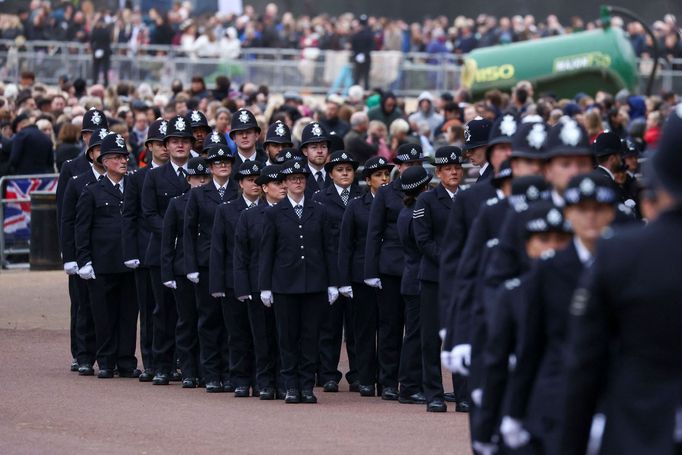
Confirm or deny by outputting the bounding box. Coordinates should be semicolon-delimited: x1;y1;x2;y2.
0;1;680;62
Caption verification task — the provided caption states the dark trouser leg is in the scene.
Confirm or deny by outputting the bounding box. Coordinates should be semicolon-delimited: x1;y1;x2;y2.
247;296;278;391
88;274;121;370
377;274;405;389
102;57;110;87
420;281;444;402
343;297;358;385
115;272;138;370
195;267;226;383
298;293;324;391
92;58;101;85
174;275;200;379
149;267;177;374
318;294;345;384
273;294;300;390
135;267;154;370
399;294;422;396
68;274;80;359
223;291;254;388
75;275;96;365
352;282;378;386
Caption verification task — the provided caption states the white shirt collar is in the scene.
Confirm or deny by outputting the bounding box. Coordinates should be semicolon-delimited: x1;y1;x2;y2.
288;195;304;208
478;162;489;176
150;160;162;169
309;163;325;178
106;175;123;192
238;150;257;162
92;166;104;181
573;237;593;266
170;161;188;174
551;190;565;207
334;183;351;196
598;165;615;181
243;195;258;207
213;178;229;191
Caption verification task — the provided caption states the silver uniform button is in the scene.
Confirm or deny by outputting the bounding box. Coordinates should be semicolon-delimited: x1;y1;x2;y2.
300;256;305;259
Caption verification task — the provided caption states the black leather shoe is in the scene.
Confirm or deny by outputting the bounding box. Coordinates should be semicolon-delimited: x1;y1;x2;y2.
301;390;318;403
118;368;141;378
358;385;375;397
182;378;197;388
455;400;471;413
399;392;427;404
284;389;300;403
78;364;94;376
169;371;182;382
138;369;154;382
222;380;235;393
323;380;339;393
381;387;399;401
71;359;79;372
234;386;250;397
276;388;287;400
444;392;457;402
349;381;360;393
152;372;170;385
206;380;224;393
97;369;114;379
427;400;448;412
259;388;275;400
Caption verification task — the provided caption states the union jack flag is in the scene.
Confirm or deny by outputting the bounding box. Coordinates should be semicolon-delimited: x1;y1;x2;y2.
3;177;58;242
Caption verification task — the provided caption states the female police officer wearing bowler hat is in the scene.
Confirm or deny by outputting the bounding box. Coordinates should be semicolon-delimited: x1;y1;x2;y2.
259;159;338;404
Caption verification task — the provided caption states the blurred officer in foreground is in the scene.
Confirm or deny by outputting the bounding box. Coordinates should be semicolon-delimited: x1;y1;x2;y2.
561;105;682;455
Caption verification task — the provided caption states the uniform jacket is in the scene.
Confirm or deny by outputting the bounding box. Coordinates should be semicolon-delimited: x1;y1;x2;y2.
234;201;269;298
60;169;99;263
412;184;455;283
562;206;682;455
209;196;250;293
56;153;89;235
304;168;332;200
141;162;190;267
258;198;336;294
183;179;238;273
121;166;151;265
160;193;189;282
477;164;493;183
75;176;127;274
397;205;421;296
364;178;405;278
338;191;373;285
231;149;268;178
9;125;54;175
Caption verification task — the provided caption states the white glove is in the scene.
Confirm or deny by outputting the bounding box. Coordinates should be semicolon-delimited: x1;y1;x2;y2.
327;286;339;305
187;272;199;284
163;280;177;289
363;278;382;289
438;329;446;341
441;349;457;373
63;261;79;275
500;416;530;450
472;441;498;455
124;259;140;269
78;263;95;280
452;344;472;376
211;292;226;298
237;295;252;302
339;286;354;298
471;388;483;407
260;290;273;307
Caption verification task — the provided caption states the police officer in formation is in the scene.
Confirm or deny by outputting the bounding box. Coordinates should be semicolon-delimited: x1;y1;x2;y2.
262;120;293;165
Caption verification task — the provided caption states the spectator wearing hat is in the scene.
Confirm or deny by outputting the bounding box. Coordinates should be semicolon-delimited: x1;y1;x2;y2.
408;92;444;140
74;132;139;379
121;119;170;382
209;160;265;398
562;105;682;455
367;92;403;129
364;143;425;402
160;157;210;389
184;140;238;393
312;151;363;393
300;122;332;199
263;121;293;165
60;128;109;375
230;108;267;178
8;113;53;175
502;172;618;454
320;96;350;138
339;156;394;396
141;115;194;386
234;164;288;400
259;159;338;404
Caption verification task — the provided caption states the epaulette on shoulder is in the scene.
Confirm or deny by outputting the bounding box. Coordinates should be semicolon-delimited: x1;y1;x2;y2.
513;201;529;213
540;249;556;260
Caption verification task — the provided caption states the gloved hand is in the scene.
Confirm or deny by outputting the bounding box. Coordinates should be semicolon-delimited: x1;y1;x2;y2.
186;272;199;284
211;292;226;298
438;328;446;341
63;261;79;275
441;349;457;373
260;290;273;307
471;388;483;407
78;263;96;280
339;286;354;298
237;295;252;302
472;441;498;455
327;286;339;305
452;344;472;376
163;280;177;289
124;259;140;269
500;416;530;449
363;278;382;289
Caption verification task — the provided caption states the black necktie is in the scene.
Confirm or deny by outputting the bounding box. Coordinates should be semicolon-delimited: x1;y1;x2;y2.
218;186;225;199
249;202;257;208
341;188;350;206
178;168;186;180
295;204;303;219
98;174;104;181
316;171;324;189
115;183;122;194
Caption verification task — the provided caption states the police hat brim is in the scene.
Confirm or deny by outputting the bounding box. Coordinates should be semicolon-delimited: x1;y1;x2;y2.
144;136;164;146
511;149;545;159
593;147;622;158
300;137;330;148
463;139;489;151
205;153;236;163
401;174;433;191
545;147;593;160
96;150;128;163
164;131;194;141
255;174;283;185
229;125;262;138
487;136;513;150
264;137;293;146
362;164;394;179
324;159;360;173
393;156;427;165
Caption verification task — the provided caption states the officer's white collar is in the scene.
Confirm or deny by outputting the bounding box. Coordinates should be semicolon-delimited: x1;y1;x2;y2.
573;237;593;266
243;195;258;207
443;185;458;199
92;166;105;181
309;162;325;178
478;162;489;176
105;174;124;191
598;165;615;181
213;178;229;191
238;149;257;162
170;160;188;174
288;194;304;208
334;183;351;196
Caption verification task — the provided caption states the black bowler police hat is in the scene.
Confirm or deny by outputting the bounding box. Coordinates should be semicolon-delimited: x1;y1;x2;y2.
463;116;492;151
400;166;432;192
164;115;194;140
653;104;682;197
256;164;284;185
545;116;592;159
263;120;292;146
145;119;167;146
564;172;618;206
188;109;210;131
280;159;311;176
82;108;108;133
230;108;261;137
186;156;211;176
97;132;128;163
492;159;513;187
328;131;345;152
622;137;644;158
488;114;518;149
522;201;571;238
236;160;264;180
511;122;549;159
86;128;109;162
593;130;624;158
509;175;550;206
394;143;425;164
362;156;394;179
203;129;229;152
205;145;234;163
324;150;359;173
433;146;463;166
300;122;329;148
275;147;304;164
